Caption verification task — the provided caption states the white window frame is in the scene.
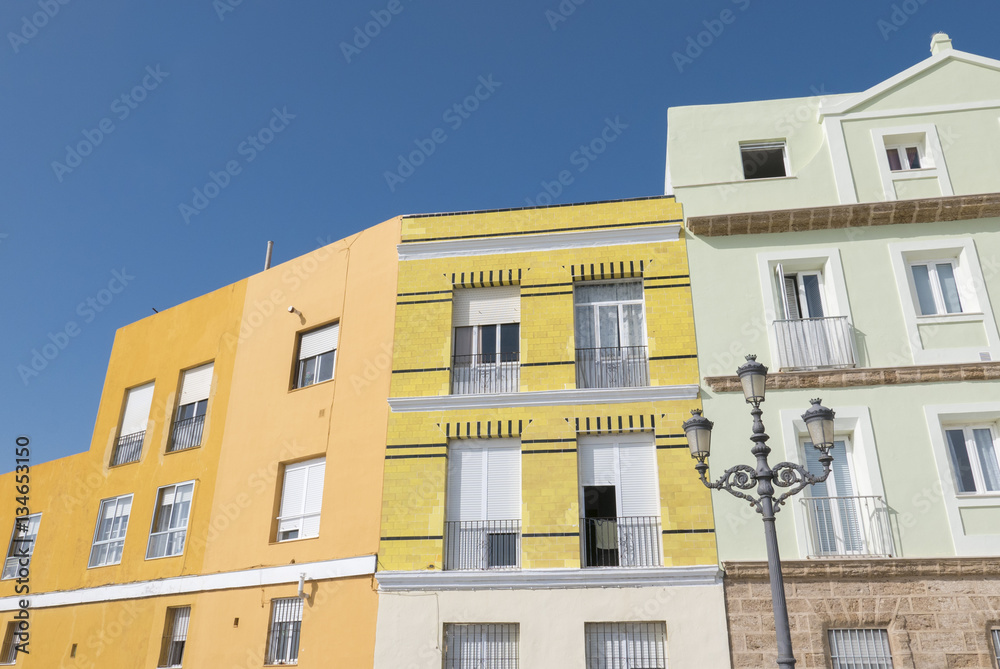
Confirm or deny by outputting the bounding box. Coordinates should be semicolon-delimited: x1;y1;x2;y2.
888;238;1000;365
739;140;790;180
573;279;650;349
158;605;191;668
779;406;887;560
2;514;41;581
943;424;1000;496
907;259;965;316
828;628;894;668
276;457;326;543
872;125;953;201
294;322;339;389
265;597;303;665
145;482;195;560
88;494;133;568
924;402;1000;556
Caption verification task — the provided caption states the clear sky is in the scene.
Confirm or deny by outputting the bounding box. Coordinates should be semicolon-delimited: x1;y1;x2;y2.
2;0;998;469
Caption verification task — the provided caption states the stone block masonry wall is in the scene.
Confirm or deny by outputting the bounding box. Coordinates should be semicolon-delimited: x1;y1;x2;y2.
724;559;1000;668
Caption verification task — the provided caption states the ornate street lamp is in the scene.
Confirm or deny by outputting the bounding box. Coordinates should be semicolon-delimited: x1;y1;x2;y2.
683;355;836;669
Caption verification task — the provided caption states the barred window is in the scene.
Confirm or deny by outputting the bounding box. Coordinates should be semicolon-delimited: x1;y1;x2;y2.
991;628;999;666
584;622;666;669
266;598;303;665
443;623;518;669
157;606;190;668
0;621;19;664
829;629;894;668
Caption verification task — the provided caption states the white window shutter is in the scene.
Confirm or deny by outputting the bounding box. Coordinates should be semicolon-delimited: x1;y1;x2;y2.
299;323;339;360
446;446;485;522
617;440;660;517
179;363;213;405
486;442;521;520
579;440;616;487
120;382;154;436
302;461;325;537
172;607;191;638
453;286;520;327
280;466;307;520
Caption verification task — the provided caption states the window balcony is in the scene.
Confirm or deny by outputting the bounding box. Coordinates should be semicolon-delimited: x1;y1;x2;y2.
575;346;649;389
773;316;856;371
802;495;894;558
443;519;520;570
581;516;662;568
451;353;520;395
168;414;205;452
111;431;145;466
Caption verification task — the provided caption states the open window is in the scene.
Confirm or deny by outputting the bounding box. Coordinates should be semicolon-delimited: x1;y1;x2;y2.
740;141;788;179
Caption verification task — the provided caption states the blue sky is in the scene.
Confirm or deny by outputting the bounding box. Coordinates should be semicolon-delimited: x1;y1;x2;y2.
2;0;998;468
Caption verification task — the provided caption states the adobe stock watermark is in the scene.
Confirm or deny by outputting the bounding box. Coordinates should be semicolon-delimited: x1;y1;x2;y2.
340;0;411;63
383;75;501;192
7;0;73;54
178;107;295;224
213;0;246;21
877;0;932;40
672;0;751;73
16;268;135;386
51;65;170;183
524;116;628;207
544;0;590;31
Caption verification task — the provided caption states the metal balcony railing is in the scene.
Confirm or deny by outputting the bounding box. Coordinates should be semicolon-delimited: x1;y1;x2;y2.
111;431;145;466
451;353;520;395
581;516;662;568
443;520;521;570
169;414;205;452
575;346;649;389
802;495;894;558
773;316;856;371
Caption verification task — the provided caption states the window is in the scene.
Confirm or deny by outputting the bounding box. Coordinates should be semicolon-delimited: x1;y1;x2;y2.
157;606;190;668
885;144;923;171
452;287;520;395
873;126;953;201
740;141;787;179
578;436;661;567
584;622;666;669
112;382;153;466
277;458;326;542
443;623;518;669
991;628;999;666
295;323;339;388
945;426;1000;494
909;260;963;316
444;439;521;570
89;494;133;568
828;629;893;668
146;482;194;559
0;621;19;664
170;364;213;452
265;598;302;665
776;266;826;320
2;515;40;580
574;282;648;389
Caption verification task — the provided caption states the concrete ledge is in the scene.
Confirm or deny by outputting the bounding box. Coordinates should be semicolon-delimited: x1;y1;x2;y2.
704;362;1000;392
376;565;722;591
687;192;1000;237
722;557;1000;580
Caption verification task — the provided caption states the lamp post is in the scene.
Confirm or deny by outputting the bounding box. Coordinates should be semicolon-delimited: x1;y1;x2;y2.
683;355;836;669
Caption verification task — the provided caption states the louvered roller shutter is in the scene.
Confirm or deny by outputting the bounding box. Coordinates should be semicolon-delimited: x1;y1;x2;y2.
446;446;485;522
120;382;154;436
299;323;339;359
618;439;660;517
301;460;326;537
453;286;520;326
579;440;617;487
179;363;213;405
486;440;521;520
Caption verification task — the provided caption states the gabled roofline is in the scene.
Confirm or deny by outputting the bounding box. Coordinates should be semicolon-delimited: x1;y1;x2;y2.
818;49;1000;118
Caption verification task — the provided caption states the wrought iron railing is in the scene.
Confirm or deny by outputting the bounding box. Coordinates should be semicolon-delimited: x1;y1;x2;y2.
773;316;856;371
111;431;145;466
581;516;662;568
802;495;894;558
443;520;521;570
169;414;205;452
575;346;649;389
451;353;520;395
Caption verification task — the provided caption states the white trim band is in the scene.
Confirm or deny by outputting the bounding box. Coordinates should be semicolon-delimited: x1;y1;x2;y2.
388;384;700;412
376;565;722;591
397;224;681;261
0;554;376;611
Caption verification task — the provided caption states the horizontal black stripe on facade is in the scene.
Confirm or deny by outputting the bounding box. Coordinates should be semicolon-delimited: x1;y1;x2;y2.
520;360;574;367
385;443;448;449
645;283;691;290
396;298;452;305
385;453;447;460
649;354;698;361
521;281;573;289
397;289;452;297
521;438;578;444
655;433;685;439
400;218;683;243
403;194;675;219
392;367;450;374
662;528;715;535
523;448;577;454
380;535;444;541
521;291;573;298
644;274;690;281
656;444;688;450
522;532;579;538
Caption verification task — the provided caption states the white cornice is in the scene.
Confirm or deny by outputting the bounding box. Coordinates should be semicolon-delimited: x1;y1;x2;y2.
397;224;681;261
0;555;376;611
388;384;700;412
375;565;722;592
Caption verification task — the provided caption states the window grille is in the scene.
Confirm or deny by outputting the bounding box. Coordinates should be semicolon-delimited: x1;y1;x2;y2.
266;598;303;665
158;606;190;667
828;629;894;668
443;623;518;669
0;621;18;664
991;629;1000;666
584;622;666;669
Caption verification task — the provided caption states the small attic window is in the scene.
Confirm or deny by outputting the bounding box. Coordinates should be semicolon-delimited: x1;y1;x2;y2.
883;132;930;172
741;141;788;179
